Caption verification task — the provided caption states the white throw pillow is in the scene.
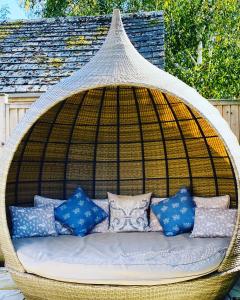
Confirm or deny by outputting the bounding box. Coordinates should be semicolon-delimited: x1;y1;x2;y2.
34;195;109;234
191;208;237;238
108;192;152;232
149;197;166;231
193;195;230;209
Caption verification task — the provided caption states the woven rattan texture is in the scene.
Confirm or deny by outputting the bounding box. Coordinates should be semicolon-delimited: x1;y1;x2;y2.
11;269;238;300
6;87;237;207
1;10;240;298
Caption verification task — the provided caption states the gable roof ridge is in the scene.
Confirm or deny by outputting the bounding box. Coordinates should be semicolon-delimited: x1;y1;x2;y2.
0;10;163;25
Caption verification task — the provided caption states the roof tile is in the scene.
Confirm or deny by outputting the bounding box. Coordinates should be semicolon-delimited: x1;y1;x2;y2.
0;11;164;93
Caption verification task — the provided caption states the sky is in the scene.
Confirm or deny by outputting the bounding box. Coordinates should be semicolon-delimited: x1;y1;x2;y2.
1;0;29;20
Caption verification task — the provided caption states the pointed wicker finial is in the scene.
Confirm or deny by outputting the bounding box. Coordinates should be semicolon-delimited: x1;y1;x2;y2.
110;9;122;30
98;8;133;51
105;8;127;39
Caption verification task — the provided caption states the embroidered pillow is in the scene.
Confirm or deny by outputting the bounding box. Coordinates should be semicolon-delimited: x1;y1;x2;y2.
34;195;71;235
108;192;151;232
10;206;57;239
191;208;237;238
151;187;195;236
54;187;108;237
193;195;230;209
34;195;109;233
149;198;166;231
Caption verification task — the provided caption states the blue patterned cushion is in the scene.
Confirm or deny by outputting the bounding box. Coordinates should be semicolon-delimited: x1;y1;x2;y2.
54;187;108;237
34;195;72;235
151;187;195;236
10;206;57;239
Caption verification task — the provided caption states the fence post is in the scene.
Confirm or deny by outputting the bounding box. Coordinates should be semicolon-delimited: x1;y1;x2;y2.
0;94;8;261
0;94;8;153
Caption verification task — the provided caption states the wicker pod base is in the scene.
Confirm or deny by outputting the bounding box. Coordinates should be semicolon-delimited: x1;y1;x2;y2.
10;269;238;300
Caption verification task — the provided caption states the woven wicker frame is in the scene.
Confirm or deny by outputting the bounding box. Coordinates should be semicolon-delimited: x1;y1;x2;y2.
0;9;240;300
10;269;238;300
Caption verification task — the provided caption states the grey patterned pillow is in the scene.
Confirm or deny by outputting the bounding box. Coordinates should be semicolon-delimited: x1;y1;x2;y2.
108;192;152;232
149;197;165;231
193;195;230;209
191;208;237;238
34;195;109;234
34;195;71;235
90;199;109;233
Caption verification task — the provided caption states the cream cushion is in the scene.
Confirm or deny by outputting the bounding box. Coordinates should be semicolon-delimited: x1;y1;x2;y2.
193;195;230;209
108;192;151;232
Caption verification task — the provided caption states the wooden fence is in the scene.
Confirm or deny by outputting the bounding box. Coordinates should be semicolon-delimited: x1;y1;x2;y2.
0;94;34;150
213;100;240;142
0;94;240;150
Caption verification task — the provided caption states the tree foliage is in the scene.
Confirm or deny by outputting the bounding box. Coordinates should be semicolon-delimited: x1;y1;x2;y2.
22;0;240;99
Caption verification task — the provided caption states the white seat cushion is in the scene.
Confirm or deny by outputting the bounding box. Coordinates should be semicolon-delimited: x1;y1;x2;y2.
13;232;230;285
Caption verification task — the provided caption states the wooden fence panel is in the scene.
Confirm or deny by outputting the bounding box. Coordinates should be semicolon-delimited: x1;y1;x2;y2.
0;94;7;150
230;105;239;141
222;105;231;124
0;95;32;153
6;104;31;140
214;105;223;115
210;101;240;143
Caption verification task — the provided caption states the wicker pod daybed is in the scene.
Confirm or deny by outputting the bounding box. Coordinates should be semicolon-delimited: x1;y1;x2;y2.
0;9;240;300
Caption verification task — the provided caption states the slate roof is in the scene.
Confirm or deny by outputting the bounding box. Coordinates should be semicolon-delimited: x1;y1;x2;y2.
0;11;164;94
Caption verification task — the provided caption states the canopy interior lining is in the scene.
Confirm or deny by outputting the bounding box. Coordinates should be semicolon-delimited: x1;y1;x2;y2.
6;86;237;207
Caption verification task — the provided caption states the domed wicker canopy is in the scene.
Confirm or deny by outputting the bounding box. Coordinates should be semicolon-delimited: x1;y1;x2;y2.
5;86;239;203
0;9;240;300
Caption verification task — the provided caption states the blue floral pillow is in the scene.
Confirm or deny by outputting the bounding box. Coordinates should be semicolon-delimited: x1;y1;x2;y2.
10;206;57;239
151;187;195;236
54;187;108;237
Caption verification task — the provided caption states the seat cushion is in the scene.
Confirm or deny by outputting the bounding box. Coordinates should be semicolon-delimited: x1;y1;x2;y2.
13;232;229;285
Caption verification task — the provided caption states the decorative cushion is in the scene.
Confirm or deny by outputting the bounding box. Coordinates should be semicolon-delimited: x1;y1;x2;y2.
191;208;237;238
90;199;109;233
149;198;166;231
54;187;108;237
34;195;65;208
193;195;230;209
151;187;195;236
34;195;109;234
10;206;57;239
34;196;72;235
108;192;152;232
